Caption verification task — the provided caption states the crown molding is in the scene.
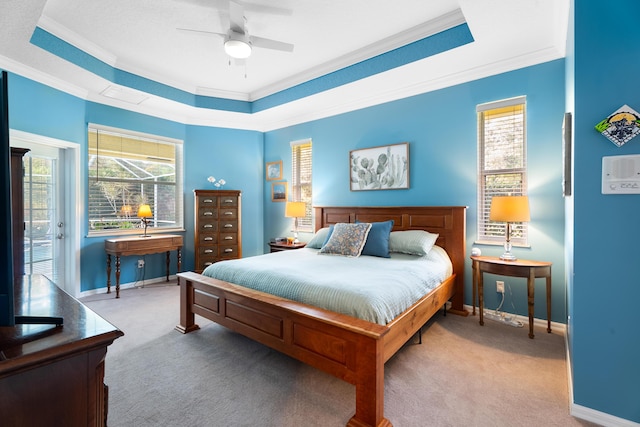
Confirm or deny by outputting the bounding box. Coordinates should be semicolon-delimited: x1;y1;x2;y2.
249;8;466;102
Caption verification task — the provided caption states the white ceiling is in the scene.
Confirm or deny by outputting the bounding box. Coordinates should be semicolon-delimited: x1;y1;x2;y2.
0;0;569;131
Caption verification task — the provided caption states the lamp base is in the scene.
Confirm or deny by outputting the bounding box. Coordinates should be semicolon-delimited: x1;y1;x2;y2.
499;252;517;261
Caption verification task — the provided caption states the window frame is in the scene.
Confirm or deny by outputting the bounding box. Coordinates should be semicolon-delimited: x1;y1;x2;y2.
290;139;312;232
87;123;184;237
476;96;529;246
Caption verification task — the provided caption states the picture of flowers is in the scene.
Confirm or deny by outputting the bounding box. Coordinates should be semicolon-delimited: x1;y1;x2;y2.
350;142;409;191
266;160;282;181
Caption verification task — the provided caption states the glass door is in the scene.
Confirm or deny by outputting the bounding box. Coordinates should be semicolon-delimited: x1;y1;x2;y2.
23;144;65;286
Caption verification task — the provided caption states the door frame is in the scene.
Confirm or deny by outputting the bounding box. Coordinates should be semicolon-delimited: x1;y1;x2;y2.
10;129;81;297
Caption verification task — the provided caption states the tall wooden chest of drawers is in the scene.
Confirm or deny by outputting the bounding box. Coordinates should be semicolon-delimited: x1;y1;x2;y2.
194;189;242;273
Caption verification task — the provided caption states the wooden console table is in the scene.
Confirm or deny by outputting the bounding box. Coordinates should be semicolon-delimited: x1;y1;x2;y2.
105;234;183;298
471;255;552;339
0;274;123;426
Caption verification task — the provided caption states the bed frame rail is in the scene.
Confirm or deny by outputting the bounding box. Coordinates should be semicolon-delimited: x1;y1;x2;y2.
177;271;392;426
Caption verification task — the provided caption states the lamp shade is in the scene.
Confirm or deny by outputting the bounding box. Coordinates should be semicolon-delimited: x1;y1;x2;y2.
489;196;530;222
137;204;152;218
285;201;306;218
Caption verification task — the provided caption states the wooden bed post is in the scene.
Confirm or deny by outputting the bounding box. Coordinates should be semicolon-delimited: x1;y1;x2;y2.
348;336;392;427
175;275;200;334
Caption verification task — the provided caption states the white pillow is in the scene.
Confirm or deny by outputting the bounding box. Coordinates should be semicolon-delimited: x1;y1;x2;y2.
389;230;439;256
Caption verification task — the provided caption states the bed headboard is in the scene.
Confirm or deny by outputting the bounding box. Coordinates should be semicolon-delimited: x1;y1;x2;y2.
314;205;467;315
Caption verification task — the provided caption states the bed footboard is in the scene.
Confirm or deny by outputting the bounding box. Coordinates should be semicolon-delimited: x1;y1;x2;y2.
176;271;392;427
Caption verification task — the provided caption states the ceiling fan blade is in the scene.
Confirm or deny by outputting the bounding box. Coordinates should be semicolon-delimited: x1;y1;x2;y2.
177;28;226;38
228;0;245;34
250;36;294;52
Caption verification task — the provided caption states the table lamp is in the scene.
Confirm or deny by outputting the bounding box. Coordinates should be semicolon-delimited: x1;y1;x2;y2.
137;204;152;237
285;201;306;244
489;195;530;261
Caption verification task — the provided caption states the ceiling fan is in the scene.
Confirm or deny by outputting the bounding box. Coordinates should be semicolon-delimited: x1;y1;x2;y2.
178;0;294;60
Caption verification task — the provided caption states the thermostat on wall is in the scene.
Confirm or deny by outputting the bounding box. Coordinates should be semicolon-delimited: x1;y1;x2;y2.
602;154;640;194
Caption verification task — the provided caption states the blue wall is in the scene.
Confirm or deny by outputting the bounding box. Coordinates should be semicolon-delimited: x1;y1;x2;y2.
265;59;567;323
570;0;640;422
7;74;264;292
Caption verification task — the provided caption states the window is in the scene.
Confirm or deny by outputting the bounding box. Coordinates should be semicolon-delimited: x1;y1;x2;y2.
87;124;183;235
290;139;312;232
477;97;528;245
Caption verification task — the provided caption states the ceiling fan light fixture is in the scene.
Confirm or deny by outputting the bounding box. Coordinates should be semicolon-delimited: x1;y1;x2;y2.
224;39;252;59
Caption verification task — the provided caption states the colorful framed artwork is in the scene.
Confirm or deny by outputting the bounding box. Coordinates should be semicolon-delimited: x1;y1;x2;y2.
271;181;287;202
266;160;283;181
595;104;640;147
349;142;409;191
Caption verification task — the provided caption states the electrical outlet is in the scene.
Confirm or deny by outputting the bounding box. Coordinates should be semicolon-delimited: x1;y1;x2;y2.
496;280;505;293
138;259;145;268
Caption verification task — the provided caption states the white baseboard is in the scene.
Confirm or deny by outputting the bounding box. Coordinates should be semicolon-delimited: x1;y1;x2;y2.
571;403;640;427
461;303;567;333
78;275;178;299
462;304;638;426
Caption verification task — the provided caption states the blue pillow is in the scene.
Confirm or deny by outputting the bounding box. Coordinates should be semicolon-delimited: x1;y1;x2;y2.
306;227;331;249
358;220;394;258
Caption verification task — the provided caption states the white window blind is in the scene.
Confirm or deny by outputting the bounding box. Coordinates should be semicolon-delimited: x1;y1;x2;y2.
290;139;312;232
477;97;528;244
87;124;184;236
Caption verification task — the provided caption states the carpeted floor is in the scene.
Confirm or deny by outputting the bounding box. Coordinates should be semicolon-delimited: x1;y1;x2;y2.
82;284;599;427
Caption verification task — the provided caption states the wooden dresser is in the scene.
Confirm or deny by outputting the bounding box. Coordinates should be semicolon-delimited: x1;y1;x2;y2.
0;274;123;426
194;190;241;273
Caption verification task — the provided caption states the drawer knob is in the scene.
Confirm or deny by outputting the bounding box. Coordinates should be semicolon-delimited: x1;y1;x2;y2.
204;249;213;254
204;224;213;228
224;211;233;215
204;262;212;267
224;236;233;240
204;237;213;241
224;199;233;203
224;248;233;253
203;199;214;203
224;224;233;228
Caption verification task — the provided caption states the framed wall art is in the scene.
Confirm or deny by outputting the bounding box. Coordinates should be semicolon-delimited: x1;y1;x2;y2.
271;181;287;202
266;160;282;181
350;142;409;191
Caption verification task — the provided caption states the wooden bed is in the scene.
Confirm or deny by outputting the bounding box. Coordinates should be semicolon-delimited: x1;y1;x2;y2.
176;206;468;427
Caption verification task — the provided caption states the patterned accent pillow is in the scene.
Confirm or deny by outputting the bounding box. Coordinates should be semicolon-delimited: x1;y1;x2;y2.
318;223;372;257
389;230;439;256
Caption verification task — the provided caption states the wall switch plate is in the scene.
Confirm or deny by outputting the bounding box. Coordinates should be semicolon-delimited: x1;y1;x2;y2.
138;259;144;268
496;281;505;293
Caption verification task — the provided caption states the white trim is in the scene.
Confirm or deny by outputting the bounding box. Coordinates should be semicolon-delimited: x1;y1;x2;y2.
476;95;527;112
571;404;640;427
78;275;178;299
464;304;567;333
87;123;183;145
10;129;81;298
289;138;311;147
564;327;639;426
251;9;467;101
